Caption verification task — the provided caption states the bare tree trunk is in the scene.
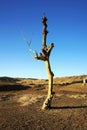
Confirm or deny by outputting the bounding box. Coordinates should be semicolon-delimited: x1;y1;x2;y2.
42;59;54;109
33;16;54;109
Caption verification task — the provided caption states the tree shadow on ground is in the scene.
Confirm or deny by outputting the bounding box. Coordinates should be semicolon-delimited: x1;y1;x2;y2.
51;105;87;109
0;84;31;91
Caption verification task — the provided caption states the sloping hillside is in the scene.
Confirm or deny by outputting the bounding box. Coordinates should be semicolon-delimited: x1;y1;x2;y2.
0;75;87;86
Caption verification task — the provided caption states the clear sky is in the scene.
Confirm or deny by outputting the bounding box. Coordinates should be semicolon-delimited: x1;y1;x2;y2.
0;0;87;79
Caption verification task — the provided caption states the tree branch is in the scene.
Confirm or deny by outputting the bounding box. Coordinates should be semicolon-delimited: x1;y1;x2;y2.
23;32;39;59
47;43;54;57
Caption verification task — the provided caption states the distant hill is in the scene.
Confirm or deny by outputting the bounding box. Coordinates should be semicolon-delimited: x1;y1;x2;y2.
0;75;87;86
0;76;17;82
54;75;87;85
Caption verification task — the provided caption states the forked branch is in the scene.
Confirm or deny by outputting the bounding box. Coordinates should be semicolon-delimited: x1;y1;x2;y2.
23;33;54;61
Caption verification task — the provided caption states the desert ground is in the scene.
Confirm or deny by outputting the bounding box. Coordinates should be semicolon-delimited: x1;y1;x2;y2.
0;75;87;130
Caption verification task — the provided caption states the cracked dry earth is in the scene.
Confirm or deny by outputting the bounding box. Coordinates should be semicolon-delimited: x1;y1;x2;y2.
0;84;87;130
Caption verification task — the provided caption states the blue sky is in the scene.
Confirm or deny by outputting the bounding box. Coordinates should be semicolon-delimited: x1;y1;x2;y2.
0;0;87;79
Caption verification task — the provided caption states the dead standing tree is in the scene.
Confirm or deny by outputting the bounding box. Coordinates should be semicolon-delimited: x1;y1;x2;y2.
35;16;54;110
25;16;54;109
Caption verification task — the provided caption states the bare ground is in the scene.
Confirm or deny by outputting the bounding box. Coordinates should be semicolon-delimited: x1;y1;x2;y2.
0;77;87;130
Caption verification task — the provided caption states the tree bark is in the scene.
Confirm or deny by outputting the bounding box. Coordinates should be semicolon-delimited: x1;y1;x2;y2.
42;59;54;109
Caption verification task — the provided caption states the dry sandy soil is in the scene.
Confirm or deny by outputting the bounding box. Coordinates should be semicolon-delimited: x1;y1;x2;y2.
0;76;87;130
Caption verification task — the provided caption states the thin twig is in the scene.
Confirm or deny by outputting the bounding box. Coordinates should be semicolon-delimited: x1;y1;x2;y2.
22;31;38;58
